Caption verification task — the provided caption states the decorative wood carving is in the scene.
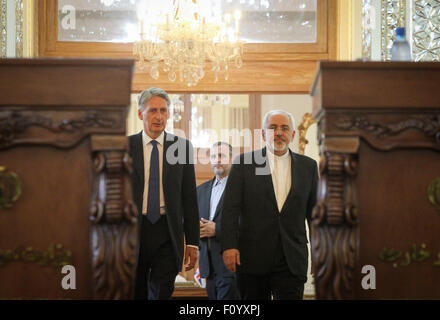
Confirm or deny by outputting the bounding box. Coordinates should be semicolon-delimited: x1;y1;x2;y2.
0;243;72;268
323;113;440;151
428;177;440;211
298;112;316;155
0;110;123;149
311;150;359;299
311;62;440;299
335;114;440;144
0;166;22;210
89;136;138;299
0;58;135;299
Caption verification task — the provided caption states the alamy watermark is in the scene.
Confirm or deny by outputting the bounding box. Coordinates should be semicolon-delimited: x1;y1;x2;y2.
60;5;76;30
153;128;288;176
361;265;376;290
61;265;76;290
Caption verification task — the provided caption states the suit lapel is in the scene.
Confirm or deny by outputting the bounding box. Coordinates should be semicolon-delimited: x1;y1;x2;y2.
132;131;145;188
258;147;278;211
202;179;215;220
212;187;225;221
280;150;297;214
162;131;172;196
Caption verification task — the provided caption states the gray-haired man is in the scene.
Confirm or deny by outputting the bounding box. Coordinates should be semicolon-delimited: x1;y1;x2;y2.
221;110;318;300
129;87;199;300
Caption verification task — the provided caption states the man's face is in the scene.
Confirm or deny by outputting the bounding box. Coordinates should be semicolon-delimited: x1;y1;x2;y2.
262;113;295;155
210;145;232;178
138;96;170;139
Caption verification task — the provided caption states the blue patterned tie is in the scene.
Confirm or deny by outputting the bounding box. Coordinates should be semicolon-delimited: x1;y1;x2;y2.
147;140;160;224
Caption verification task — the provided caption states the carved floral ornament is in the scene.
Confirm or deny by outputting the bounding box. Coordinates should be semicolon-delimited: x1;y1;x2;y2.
90;151;137;225
379;243;440;268
312;152;359;299
0;243;73;268
0;111;117;148
335;114;440;144
89;148;138;299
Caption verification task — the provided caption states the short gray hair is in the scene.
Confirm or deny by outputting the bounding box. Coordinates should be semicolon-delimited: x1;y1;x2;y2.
262;110;296;131
138;87;171;110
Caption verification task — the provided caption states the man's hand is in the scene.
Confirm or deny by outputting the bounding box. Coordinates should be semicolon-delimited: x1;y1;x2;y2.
222;249;240;273
184;246;198;271
200;218;216;238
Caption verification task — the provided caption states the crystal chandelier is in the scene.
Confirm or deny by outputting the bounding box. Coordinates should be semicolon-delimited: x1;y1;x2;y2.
133;0;244;87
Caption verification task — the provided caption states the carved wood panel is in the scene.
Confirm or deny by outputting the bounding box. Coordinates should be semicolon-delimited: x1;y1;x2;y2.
312;146;359;299
89;135;138;299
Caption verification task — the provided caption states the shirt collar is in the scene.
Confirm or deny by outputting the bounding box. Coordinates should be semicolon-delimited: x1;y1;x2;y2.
266;146;290;160
278;150;290;160
214;176;228;187
142;130;165;146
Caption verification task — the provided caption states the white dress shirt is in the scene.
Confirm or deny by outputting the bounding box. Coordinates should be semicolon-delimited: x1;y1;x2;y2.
209;176;228;221
141;130;198;251
267;149;292;212
142;130;166;215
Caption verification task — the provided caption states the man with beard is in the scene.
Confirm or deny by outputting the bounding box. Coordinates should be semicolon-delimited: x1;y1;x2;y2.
221;110;318;300
197;142;239;300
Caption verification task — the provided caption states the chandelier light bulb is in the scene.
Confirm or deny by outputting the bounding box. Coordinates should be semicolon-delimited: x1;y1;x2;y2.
133;0;244;87
225;13;232;24
234;10;242;20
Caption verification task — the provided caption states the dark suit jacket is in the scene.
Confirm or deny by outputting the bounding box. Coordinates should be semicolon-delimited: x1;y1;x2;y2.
221;147;318;280
197;178;232;279
129;131;200;270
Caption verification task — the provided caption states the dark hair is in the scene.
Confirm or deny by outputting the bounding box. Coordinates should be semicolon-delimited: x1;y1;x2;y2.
211;141;233;156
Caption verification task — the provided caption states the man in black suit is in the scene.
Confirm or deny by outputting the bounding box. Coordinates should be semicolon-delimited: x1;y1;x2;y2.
221;110;318;300
197;142;239;300
129;87;199;300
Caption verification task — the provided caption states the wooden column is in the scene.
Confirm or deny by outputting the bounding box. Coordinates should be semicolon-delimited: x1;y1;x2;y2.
0;58;136;299
311;61;440;299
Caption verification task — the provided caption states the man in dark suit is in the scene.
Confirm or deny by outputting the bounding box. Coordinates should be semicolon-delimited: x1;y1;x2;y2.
221;110;318;300
197;142;239;300
129;87;199;300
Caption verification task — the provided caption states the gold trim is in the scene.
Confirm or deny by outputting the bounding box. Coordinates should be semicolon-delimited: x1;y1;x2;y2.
298;113;316;155
379;244;440;268
336;0;353;60
0;243;72;268
361;0;372;60
1;0;6;57
434;253;440;267
15;0;23;57
22;0;35;57
428;177;440;210
0;166;22;210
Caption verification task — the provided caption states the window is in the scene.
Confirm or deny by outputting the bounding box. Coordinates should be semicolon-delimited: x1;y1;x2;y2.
40;0;335;92
57;0;317;44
